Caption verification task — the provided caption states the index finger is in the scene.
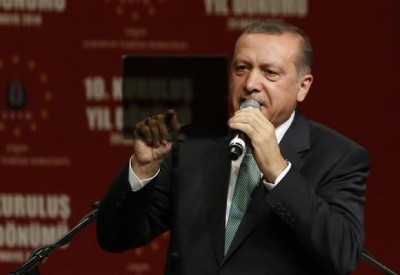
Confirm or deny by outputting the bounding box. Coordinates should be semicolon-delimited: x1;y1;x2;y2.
165;109;181;133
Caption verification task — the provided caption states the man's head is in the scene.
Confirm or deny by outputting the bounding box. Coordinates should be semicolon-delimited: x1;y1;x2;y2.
229;20;314;127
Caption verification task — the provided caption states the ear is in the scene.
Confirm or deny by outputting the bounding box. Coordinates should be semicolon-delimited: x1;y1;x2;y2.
297;74;313;102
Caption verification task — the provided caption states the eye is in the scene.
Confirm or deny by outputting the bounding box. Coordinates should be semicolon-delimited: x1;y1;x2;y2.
264;69;281;81
235;64;248;75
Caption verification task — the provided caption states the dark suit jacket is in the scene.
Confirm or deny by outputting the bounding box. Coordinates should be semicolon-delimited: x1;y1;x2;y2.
97;112;370;275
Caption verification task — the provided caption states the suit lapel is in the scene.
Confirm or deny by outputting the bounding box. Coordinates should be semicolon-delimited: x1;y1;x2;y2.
279;111;310;171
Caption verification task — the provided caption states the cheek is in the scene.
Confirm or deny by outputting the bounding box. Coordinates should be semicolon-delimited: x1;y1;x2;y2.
229;92;240;112
267;86;296;110
230;76;242;91
229;78;242;110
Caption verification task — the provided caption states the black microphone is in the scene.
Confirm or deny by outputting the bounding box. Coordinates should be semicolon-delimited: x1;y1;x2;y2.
228;99;261;160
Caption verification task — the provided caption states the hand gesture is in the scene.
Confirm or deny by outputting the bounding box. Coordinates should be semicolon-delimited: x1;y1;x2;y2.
131;109;180;179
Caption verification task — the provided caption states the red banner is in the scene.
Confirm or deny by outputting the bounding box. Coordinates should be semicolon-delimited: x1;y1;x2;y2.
1;0;399;274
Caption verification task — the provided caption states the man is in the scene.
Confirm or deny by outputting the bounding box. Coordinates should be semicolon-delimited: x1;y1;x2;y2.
97;20;369;274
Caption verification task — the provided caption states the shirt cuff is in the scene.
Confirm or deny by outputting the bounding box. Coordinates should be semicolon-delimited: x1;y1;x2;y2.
128;156;160;191
263;161;291;191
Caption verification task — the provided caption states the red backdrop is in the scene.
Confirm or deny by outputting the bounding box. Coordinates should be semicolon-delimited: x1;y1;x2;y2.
1;0;399;274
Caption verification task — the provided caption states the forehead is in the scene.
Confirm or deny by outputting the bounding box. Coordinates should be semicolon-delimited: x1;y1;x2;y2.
233;33;302;66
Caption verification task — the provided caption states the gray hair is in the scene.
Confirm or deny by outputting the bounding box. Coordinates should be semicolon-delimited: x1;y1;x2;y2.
241;20;313;76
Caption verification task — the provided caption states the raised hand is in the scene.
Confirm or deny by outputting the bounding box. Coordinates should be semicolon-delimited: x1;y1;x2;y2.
131;109;180;179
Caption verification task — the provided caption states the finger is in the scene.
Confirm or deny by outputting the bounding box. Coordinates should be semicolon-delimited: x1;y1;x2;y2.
133;121;146;139
134;117;157;146
134;122;153;146
229;110;251;127
232;108;262;125
133;110;180;146
229;109;264;137
146;116;163;147
154;114;169;144
147;114;168;147
165;109;181;133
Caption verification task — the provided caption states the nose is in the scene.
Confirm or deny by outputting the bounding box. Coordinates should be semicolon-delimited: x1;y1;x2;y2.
245;69;262;94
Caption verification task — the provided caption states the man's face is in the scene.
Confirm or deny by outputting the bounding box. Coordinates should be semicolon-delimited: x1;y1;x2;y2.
229;33;313;127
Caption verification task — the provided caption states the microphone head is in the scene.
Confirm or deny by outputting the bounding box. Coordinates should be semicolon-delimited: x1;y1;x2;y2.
229;100;260;160
240;99;261;110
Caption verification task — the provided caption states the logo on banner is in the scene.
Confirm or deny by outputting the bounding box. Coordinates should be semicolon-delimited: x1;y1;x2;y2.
7;79;27;110
203;0;309;31
0;54;71;168
0;55;53;139
0;0;67;27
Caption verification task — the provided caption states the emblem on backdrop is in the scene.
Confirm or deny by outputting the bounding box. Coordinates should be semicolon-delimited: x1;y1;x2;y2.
0;55;53;138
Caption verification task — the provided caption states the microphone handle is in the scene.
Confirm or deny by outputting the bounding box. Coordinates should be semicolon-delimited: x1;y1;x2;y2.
229;132;247;160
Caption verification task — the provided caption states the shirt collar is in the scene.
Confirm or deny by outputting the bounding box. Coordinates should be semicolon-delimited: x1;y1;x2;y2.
275;111;295;144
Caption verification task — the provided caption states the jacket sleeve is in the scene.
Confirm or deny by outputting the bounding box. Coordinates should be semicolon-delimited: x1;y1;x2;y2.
96;161;172;253
265;145;369;274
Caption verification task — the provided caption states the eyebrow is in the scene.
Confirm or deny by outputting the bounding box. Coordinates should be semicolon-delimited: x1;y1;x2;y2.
233;59;284;69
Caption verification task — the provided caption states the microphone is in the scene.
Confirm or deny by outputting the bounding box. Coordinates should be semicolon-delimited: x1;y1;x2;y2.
228;99;261;160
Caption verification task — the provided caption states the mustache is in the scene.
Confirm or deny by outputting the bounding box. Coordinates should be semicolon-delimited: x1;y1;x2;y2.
239;94;268;106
